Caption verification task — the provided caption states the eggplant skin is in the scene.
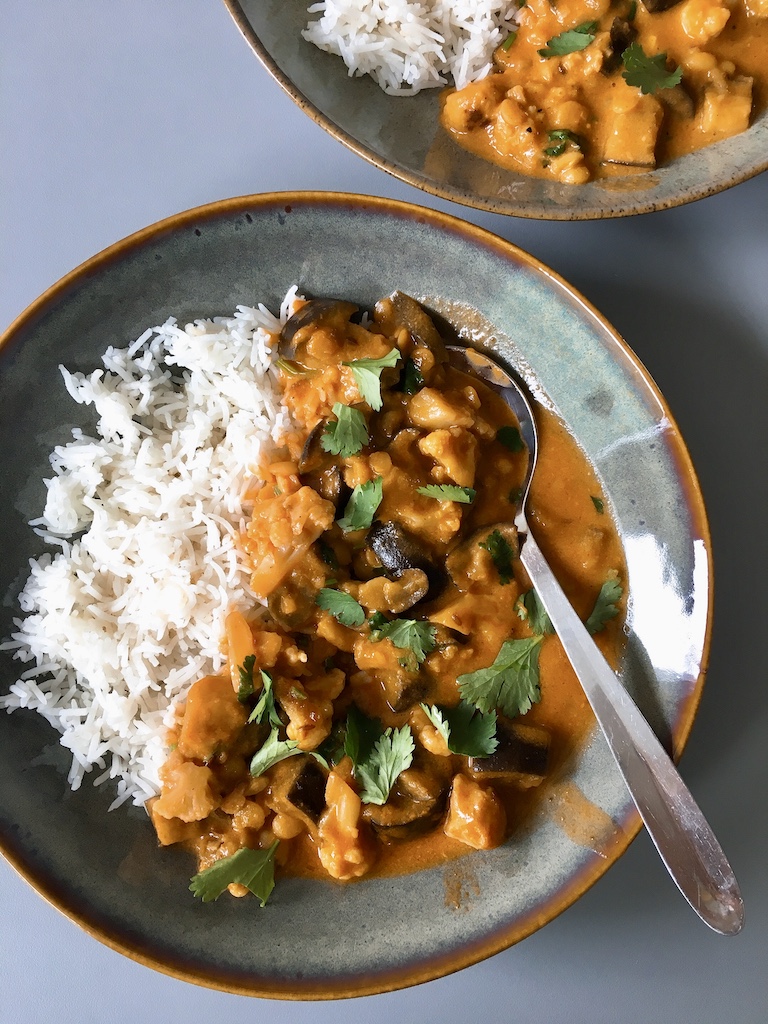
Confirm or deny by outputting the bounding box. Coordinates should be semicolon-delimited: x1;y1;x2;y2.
641;0;683;11
366;520;447;598
287;759;328;823
468;719;550;787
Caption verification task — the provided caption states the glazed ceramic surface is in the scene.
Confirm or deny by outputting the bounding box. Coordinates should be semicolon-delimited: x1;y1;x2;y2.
0;193;711;997
224;0;768;220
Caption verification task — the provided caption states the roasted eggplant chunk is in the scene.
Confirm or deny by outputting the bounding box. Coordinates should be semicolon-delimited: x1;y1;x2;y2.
468;718;550;788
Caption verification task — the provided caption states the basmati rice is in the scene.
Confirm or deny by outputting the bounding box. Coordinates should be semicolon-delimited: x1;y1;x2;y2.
303;0;521;95
0;293;301;809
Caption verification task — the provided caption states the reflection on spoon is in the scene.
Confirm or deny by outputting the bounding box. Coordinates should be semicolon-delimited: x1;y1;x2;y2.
449;344;744;936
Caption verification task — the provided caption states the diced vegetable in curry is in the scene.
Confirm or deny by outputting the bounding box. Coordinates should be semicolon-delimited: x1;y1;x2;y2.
441;0;768;183
149;293;627;904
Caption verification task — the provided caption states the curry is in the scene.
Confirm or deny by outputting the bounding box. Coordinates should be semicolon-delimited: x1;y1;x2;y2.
148;293;626;902
441;0;768;183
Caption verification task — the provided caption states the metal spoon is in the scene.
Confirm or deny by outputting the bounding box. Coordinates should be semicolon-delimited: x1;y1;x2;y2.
449;344;744;935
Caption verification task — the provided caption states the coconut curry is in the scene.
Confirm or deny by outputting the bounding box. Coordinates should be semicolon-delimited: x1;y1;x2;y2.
148;293;626;903
441;0;768;183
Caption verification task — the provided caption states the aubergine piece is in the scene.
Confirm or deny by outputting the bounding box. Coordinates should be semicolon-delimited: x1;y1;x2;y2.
268;574;320;629
373;291;447;361
298;421;351;513
467;718;550;788
379;667;429;714
287;758;328;823
602;16;638;75
367;520;447;598
278;298;358;359
641;0;683;11
363;765;449;840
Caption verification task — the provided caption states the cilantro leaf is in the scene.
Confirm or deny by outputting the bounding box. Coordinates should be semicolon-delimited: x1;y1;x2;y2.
367;610;389;638
355;725;415;805
421;700;498;757
585;576;623;634
344;704;384;765
250;726;301;776
343;349;401;412
591;495;605;515
539;22;598;58
237;654;256;702
516;589;554;635
248;669;282;727
189;843;278;905
417;484;476;504
458;637;544;718
316;719;347;767
621;42;682;95
369;617;437;664
497;425;524;452
479;529;516;585
501;31;517;51
544;128;581;158
321;402;368;458
336;475;383;532
316;587;366;627
401;358;424;395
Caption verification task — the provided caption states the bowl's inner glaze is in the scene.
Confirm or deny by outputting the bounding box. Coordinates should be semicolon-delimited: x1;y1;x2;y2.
0;194;710;996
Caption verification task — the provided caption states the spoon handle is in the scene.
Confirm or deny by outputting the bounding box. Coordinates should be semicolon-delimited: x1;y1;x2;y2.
520;529;744;935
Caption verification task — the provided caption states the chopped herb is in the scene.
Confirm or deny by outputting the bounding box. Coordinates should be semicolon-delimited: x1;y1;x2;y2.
189;843;278;905
538;22;598;58
516;589;554;635
250;727;300;776
369;617;437;665
355;725;415;805
275;357;302;376
289;685;308;701
321;402;368;458
508;486;524;504
417;484;476;504
544;128;581;158
421;701;498;757
316;719;347;766
316;587;366;628
401;358;424;395
627;0;637;19
458;637;544;718
497;424;524;452
273;485;282;496
237;654;256;702
591;495;605;515
501;32;517;51
248;670;282;727
336;476;383;532
585;575;623;635
318;540;338;570
344;705;384;766
621;42;682;95
479;529;516;585
343;349;401;411
367;610;389;638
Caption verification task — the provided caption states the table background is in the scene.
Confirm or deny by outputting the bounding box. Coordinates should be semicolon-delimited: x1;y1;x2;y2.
1;3;766;1022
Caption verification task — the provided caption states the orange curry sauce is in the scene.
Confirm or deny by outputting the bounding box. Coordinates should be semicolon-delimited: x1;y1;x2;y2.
148;294;626;896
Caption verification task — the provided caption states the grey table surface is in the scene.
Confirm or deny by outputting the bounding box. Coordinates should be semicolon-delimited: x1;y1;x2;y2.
1;3;767;1022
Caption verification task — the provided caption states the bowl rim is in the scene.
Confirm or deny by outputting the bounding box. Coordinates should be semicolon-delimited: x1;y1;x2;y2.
221;0;768;220
0;191;713;998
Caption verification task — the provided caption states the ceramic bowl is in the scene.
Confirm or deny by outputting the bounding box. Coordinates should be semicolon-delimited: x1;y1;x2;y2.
0;192;711;997
223;1;768;220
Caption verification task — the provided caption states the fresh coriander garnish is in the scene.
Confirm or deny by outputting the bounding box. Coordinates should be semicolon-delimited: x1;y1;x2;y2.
237;654;256;702
248;669;282;727
369;617;437;665
355;725;415;805
343;349;401;411
508;486;524;504
189;843;278;905
515;589;554;635
585;575;623;634
249;727;300;776
421;700;498;757
591;495;605;514
544;128;581;158
343;704;384;765
497;424;525;452
501;32;517;51
336;476;383;532
627;0;637;19
621;42;682;95
417;484;476;504
401;358;424;395
538;21;598;58
367;610;389;638
458;637;544;718
321;402;369;458
316;587;366;627
479;529;516;585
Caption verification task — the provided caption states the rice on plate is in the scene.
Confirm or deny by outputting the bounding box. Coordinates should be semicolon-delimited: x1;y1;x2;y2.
0;291;301;809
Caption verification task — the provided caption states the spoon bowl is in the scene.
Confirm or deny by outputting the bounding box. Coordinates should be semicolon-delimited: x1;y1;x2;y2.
448;344;744;936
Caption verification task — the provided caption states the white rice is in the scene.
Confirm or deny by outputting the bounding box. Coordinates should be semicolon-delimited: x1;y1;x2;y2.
303;0;520;95
0;292;300;809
